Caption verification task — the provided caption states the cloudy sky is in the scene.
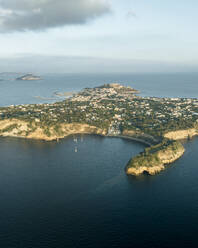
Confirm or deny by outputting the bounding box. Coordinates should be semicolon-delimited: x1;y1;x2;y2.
0;0;198;73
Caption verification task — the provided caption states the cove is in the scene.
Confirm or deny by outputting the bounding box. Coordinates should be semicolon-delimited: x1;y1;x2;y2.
0;135;198;248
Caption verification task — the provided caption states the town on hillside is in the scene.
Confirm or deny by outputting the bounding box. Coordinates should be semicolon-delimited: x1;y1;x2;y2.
0;83;198;137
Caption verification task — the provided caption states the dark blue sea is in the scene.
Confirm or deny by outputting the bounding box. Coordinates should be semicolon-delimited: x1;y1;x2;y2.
0;73;198;247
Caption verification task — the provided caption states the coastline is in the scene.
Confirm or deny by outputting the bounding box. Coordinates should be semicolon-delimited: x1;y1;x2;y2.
125;140;185;176
107;135;153;146
0;118;159;145
1;80;198;177
0;118;197;176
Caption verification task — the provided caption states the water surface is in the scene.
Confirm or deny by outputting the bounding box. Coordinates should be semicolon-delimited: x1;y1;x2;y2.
0;135;198;247
0;72;198;106
1;73;198;247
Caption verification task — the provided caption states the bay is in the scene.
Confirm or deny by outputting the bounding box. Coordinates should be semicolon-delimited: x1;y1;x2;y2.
0;135;198;248
0;73;198;247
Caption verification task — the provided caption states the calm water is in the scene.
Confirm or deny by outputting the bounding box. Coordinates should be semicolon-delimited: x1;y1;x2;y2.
0;72;198;106
0;73;198;247
0;136;198;248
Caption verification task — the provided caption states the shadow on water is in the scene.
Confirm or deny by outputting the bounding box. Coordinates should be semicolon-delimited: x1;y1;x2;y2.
0;135;198;247
126;173;157;186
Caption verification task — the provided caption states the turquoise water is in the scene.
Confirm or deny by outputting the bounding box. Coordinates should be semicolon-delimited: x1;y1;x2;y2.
0;73;198;247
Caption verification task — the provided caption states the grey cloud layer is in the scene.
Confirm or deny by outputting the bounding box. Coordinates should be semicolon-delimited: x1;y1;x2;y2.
0;0;110;32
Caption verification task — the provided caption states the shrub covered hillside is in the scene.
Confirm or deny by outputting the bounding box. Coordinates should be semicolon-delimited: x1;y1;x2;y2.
125;139;185;175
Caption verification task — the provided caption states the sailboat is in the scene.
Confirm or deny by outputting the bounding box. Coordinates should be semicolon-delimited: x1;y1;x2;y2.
75;147;78;153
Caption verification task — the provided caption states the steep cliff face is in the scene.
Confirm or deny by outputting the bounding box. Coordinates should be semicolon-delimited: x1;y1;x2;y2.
157;145;185;164
126;164;165;176
126;140;185;176
0;119;107;141
0;119;29;137
125;127;197;176
164;128;197;140
0;119;188;176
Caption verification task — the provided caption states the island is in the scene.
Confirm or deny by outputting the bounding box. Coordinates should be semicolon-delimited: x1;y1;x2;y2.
0;83;198;176
16;73;41;81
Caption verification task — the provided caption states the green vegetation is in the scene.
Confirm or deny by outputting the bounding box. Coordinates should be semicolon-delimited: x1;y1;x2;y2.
126;139;184;170
53;124;63;136
1;84;198;137
0;124;18;133
43;127;51;137
0;83;196;175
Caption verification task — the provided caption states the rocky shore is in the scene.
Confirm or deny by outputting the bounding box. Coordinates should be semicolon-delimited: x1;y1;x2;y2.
0;119;107;141
124;128;197;176
164;128;198;140
0;118;196;176
125;139;185;176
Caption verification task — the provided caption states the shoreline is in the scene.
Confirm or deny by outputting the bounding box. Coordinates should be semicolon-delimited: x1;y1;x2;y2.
0;130;189;176
1;82;198;177
0;119;197;176
0;131;153;146
107;135;153;146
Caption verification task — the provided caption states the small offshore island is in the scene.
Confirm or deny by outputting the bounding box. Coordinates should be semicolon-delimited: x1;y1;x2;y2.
0;83;198;176
16;73;41;81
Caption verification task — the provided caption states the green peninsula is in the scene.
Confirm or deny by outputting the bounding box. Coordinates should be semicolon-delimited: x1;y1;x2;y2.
0;83;198;175
126;139;185;175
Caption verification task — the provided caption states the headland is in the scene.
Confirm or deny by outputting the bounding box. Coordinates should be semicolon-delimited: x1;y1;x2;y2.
0;83;198;175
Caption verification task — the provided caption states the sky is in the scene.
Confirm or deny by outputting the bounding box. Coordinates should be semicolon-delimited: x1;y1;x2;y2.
0;0;198;73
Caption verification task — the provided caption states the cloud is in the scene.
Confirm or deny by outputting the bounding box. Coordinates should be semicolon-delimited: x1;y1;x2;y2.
0;0;110;32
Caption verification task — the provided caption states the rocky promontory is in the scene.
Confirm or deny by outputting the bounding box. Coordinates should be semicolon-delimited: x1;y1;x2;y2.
0;118;187;176
1;83;198;176
125;139;185;176
0;119;107;141
164;128;198;140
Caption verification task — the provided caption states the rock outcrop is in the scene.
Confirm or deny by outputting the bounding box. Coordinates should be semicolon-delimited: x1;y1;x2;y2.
0;119;107;141
125;127;198;176
0;119;194;177
164;128;198;140
125;140;185;176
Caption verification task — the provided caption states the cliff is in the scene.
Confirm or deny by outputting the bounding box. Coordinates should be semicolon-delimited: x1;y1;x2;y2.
164;128;198;140
124;127;198;176
0;119;107;141
1;82;198;177
125;140;185;176
0;119;193;177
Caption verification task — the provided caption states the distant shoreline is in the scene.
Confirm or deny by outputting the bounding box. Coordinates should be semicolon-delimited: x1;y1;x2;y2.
0;83;198;176
16;74;41;81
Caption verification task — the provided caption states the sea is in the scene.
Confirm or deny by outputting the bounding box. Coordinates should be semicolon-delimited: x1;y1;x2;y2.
0;73;198;248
